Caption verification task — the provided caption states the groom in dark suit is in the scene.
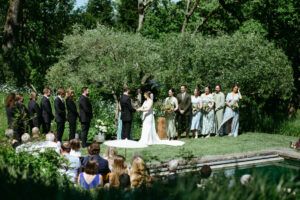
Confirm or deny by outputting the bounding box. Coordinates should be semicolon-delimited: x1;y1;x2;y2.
79;87;93;148
176;85;192;140
120;86;136;139
54;88;66;142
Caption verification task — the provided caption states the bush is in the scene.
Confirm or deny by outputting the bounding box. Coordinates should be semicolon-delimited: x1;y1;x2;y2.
278;111;300;137
0;144;69;186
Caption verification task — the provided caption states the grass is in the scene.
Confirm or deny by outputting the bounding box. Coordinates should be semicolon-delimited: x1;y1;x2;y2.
81;132;298;163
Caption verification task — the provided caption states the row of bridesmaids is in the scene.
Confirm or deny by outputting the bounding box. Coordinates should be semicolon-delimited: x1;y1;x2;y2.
164;85;242;140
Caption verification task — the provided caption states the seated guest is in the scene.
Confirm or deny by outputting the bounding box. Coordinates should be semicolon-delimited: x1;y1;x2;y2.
78;157;103;189
5;129;13;140
12;139;21;149
200;165;212;179
130;157;151;188
31;127;40;141
240;174;251;186
21;133;30;144
103;146;118;170
168;160;179;182
59;142;81;182
82;143;110;177
16;131;60;154
290;139;300;150
109;155;129;188
119;174;131;190
70;138;82;157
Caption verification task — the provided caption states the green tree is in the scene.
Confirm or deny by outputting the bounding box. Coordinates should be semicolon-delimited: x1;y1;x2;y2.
117;0;139;32
86;0;114;26
46;26;161;104
1;0;76;89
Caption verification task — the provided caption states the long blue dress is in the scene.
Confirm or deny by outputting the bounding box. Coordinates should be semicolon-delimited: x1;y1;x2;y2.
190;96;202;131
218;93;240;137
117;111;122;140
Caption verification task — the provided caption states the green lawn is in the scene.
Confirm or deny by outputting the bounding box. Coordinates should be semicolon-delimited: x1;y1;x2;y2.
82;132;298;163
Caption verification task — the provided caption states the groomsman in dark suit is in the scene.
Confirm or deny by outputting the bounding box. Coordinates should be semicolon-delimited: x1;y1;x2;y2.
40;88;54;133
54;89;66;142
79;87;93;148
28;91;42;130
66;89;79;140
120;86;136;139
176;85;192;140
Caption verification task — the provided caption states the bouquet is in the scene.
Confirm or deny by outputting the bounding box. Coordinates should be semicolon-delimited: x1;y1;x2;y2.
161;104;175;114
192;104;201;113
161;99;175;115
203;103;210;113
231;100;239;111
95;119;108;133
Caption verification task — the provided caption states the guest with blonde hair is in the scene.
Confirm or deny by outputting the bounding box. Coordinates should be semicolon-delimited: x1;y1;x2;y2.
66;89;79;140
109;155;129;188
103;146;118;170
130;157;151;188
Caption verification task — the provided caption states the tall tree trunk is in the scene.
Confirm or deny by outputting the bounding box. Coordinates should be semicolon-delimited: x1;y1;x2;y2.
2;0;22;54
137;0;145;32
137;0;153;32
181;0;200;34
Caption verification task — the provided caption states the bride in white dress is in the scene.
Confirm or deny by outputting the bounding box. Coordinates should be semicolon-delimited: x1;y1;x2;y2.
137;91;184;146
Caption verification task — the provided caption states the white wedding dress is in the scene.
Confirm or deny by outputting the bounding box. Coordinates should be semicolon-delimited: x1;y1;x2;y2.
139;99;185;146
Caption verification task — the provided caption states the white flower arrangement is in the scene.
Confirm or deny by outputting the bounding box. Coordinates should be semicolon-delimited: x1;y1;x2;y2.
95;119;108;133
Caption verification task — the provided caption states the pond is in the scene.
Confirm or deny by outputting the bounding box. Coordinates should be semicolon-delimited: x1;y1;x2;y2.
220;159;300;183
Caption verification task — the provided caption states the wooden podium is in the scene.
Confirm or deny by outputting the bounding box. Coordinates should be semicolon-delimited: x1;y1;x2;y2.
157;117;167;139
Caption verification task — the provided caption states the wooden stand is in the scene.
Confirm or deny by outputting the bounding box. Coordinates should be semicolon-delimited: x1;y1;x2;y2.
157;117;167;139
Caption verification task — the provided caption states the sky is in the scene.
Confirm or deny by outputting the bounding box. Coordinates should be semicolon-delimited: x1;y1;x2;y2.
74;0;88;9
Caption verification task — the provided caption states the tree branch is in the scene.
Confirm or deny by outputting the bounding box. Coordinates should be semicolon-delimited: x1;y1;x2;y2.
193;6;220;35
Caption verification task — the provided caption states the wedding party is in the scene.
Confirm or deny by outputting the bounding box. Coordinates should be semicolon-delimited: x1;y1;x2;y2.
4;83;243;149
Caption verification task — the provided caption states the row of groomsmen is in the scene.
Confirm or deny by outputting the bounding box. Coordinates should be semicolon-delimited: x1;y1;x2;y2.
24;87;92;147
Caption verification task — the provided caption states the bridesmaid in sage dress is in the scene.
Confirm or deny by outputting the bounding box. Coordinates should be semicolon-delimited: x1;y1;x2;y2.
201;86;215;138
164;89;178;140
219;85;242;137
190;88;202;139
